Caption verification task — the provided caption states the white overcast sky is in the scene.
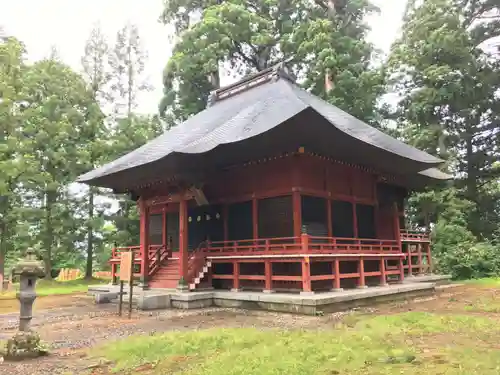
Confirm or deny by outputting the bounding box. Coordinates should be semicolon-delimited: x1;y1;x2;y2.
1;0;407;114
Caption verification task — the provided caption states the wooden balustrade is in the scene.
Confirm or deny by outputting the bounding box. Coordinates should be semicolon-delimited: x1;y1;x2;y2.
400;230;430;242
110;244;171;283
186;242;208;283
109;233;432;291
204;235;400;256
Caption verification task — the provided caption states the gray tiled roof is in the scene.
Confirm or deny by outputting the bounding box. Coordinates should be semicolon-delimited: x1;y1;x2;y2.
77;70;445;185
418;168;452;180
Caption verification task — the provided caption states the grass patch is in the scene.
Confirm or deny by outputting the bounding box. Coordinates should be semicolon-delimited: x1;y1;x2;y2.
93;311;500;375
0;277;108;300
462;278;500;287
464;296;500;313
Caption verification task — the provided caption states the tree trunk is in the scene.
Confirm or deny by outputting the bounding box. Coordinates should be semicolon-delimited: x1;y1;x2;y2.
465;132;480;235
0;225;6;284
465;134;478;201
43;191;55;280
85;188;94;279
0;198;8;281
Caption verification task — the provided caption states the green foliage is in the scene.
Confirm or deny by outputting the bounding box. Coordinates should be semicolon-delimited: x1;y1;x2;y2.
0;24;163;280
390;0;500;239
18;58;96;278
159;0;385;125
390;0;500;278
431;220;499;279
414;188;500;279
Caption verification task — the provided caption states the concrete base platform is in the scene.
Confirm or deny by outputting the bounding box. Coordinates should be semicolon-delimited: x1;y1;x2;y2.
404;274;452;285
88;275;442;315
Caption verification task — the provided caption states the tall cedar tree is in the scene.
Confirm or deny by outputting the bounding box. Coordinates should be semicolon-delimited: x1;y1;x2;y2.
159;0;385;126
390;0;500;238
107;23;163;247
0;36;30;279
81;25;110;278
20;58;96;278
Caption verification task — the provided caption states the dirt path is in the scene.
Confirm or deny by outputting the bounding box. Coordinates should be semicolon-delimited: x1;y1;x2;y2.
0;293;92;315
1;285;498;375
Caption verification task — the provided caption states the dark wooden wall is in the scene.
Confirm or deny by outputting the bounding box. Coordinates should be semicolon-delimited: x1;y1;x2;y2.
143;154;403;242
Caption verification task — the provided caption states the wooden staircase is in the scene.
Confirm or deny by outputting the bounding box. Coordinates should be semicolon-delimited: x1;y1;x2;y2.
148;257;212;290
149;258;180;289
111;242;211;290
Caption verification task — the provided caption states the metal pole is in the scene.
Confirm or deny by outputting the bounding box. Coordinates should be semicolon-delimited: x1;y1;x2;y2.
128;250;134;319
118;281;124;316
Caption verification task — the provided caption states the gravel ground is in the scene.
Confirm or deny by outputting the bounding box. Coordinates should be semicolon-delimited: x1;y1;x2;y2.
0;285;472;375
0;297;349;375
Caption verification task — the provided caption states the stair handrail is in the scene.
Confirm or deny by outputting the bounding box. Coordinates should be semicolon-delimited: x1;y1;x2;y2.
148;244;169;276
187;240;209;282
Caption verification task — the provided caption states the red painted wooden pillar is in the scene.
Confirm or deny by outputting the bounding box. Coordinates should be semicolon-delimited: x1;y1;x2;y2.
301;233;310;253
398;256;405;283
407;245;413;276
293;190;302;237
426;243;433;274
417;243;423;275
373;180;379;238
326;198;332;237
162;209;167;248
139;197;149;289
393;202;401;245
301;257;312;294
333;258;341;291
393;202;404;278
380;258;387;286
111;250;118;285
223;204;228;242
264;260;272;292
252;197;258;241
232;261;240;291
178;198;189;289
352;202;358;238
358;257;366;288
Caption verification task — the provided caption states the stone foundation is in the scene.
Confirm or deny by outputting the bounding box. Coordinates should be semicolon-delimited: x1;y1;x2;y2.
88;276;442;316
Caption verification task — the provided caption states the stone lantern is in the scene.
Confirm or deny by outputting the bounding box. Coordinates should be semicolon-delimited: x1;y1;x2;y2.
2;249;47;361
11;248;45;331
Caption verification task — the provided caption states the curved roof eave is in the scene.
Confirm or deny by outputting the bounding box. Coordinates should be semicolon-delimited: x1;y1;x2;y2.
285;83;443;166
418;168;453;180
77;78;444;185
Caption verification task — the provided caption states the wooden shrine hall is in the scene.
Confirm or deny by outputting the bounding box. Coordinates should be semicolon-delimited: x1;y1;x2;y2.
77;63;451;294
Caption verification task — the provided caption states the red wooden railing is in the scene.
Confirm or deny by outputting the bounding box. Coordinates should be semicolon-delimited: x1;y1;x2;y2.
307;236;400;252
109;233;427;285
186;241;208;283
205;237;300;255
400;230;430;242
110;244;170;282
148;244;170;276
203;235;400;256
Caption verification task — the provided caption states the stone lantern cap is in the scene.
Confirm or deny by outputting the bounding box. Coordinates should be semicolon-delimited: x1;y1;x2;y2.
12;248;45;278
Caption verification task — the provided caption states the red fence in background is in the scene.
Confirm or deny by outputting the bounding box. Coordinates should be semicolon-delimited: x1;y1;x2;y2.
400;230;430;242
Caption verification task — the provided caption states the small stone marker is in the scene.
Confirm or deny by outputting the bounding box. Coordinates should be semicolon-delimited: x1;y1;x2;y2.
3;248;49;360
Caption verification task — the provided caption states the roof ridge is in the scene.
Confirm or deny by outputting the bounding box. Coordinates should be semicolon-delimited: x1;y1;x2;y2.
207;59;296;107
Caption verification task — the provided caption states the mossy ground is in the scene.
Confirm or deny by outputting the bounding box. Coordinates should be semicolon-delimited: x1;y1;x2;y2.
3;280;500;374
90;283;500;375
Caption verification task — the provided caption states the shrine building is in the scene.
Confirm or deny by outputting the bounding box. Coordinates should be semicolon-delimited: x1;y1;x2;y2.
78;63;451;294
